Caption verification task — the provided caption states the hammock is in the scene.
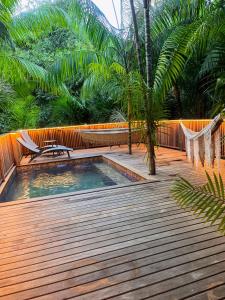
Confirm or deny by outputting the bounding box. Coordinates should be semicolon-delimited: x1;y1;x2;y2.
180;113;223;168
79;128;141;147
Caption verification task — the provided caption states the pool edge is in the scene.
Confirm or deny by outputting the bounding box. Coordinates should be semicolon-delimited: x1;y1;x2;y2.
0;155;150;205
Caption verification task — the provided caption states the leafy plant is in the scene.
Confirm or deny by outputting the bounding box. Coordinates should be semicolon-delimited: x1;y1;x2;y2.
0;79;15;133
9;96;40;129
171;172;225;233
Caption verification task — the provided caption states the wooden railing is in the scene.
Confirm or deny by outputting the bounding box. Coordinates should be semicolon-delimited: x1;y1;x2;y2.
1;119;225;185
0;134;15;181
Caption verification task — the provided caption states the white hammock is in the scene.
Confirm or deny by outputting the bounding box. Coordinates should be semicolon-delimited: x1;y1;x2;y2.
181;113;223;168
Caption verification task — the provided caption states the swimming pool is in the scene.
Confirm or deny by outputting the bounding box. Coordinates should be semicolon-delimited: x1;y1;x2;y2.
1;157;142;202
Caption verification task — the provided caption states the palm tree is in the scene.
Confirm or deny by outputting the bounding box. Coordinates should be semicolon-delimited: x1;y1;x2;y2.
129;0;160;175
151;0;225;118
0;0;70;95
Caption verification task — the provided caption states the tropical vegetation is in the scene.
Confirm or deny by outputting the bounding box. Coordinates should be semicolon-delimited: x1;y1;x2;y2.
0;0;225;172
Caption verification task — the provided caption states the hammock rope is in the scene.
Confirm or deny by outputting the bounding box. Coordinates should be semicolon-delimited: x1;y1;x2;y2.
180;113;224;168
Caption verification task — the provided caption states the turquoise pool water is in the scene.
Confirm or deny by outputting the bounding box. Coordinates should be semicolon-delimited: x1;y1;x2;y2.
1;159;138;201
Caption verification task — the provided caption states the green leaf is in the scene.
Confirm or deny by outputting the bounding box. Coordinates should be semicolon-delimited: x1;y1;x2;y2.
171;172;225;233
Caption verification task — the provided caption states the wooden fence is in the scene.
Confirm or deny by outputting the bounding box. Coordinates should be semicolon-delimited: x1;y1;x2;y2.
1;119;225;185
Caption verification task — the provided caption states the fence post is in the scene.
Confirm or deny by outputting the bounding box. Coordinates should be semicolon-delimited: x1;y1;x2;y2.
0;157;5;182
10;133;21;166
178;122;183;151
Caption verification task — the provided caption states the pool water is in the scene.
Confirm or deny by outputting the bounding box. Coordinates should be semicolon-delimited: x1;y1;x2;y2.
2;160;138;201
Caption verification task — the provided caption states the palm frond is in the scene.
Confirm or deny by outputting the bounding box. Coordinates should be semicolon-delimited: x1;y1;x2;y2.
10;5;70;43
0;51;70;96
199;46;225;77
110;109;127;122
171;172;225;233
153;24;193;100
2;0;19;11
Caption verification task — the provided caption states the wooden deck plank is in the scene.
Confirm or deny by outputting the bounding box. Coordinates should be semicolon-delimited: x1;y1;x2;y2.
107;271;225;300
0;188;174;226
0;146;225;299
0;226;218;283
0;207;186;245
0;217;211;263
0;207;189;242
0;236;224;299
187;284;225;300
0;229;219;288
19;250;225;300
0;202;181;239
0;182;172;218
0;213;196;254
0;219;215;271
2;213;203;257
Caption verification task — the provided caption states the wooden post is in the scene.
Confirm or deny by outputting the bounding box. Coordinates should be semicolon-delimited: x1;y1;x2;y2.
10;133;22;166
178;122;184;151
0;157;5;182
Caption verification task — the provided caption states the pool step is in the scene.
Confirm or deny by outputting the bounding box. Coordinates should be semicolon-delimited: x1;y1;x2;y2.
93;162;132;185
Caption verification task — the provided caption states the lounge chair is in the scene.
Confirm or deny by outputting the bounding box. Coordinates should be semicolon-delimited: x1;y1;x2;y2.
20;130;57;150
17;137;73;162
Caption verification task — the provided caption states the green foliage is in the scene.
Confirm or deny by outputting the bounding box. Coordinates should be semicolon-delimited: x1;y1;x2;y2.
9;96;40;129
86;95;119;123
18;27;77;68
50;96;87;125
171;172;225;233
0;79;15;133
153;0;225;117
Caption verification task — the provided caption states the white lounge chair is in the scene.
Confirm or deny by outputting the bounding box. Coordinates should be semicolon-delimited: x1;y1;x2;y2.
17;137;73;162
20;131;57;149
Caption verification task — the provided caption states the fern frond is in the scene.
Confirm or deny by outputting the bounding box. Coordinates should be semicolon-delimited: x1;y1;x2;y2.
171;172;225;233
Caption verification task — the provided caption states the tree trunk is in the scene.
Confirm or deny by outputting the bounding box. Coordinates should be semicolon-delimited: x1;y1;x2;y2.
129;0;156;175
143;0;156;175
143;0;153;87
128;97;132;155
124;63;132;155
129;0;144;76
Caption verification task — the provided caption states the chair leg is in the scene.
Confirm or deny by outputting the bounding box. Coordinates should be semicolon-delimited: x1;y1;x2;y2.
67;151;71;158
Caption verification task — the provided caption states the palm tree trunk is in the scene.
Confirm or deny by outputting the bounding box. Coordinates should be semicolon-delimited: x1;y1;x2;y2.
129;0;156;174
129;0;144;76
143;0;153;87
128;93;132;155
143;0;156;175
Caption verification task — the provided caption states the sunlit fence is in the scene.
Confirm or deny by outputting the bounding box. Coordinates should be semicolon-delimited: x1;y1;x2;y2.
1;120;224;184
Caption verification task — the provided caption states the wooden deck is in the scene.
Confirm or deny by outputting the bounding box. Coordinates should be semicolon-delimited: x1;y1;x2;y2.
1;146;225;299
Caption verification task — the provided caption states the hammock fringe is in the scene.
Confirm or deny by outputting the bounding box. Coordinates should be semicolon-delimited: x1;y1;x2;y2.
180;113;224;168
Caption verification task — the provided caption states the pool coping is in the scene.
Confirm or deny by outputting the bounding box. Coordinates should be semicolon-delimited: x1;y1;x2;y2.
0;154;153;206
